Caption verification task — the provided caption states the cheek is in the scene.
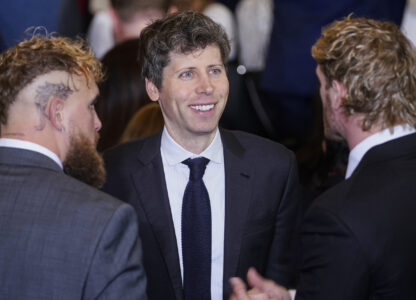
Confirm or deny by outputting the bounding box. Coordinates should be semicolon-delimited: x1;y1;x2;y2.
161;87;191;110
80;110;96;129
319;87;326;103
214;79;229;96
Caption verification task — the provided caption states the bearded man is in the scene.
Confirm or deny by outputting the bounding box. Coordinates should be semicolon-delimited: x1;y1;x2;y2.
0;35;147;299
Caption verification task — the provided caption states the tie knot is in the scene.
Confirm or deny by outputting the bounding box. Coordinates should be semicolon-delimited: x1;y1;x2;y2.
183;157;210;181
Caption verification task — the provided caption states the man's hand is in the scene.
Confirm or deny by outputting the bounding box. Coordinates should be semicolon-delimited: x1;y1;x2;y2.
229;268;292;300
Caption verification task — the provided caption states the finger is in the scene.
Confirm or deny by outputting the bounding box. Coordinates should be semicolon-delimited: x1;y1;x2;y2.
247;290;272;300
247;268;266;290
247;268;291;300
229;277;250;300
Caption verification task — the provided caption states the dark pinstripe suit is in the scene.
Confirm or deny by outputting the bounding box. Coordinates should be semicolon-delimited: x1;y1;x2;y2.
0;147;147;300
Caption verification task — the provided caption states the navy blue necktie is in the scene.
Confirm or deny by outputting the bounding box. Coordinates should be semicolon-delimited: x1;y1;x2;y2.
182;157;211;300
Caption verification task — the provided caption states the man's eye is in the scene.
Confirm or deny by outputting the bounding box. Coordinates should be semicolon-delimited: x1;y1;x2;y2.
180;71;193;79
210;68;221;75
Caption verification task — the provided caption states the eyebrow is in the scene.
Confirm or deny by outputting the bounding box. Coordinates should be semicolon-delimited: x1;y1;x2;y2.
174;66;196;74
208;64;224;68
174;64;224;74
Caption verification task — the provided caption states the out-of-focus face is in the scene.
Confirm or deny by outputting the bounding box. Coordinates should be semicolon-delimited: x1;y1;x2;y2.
115;9;165;43
316;66;343;141
147;44;229;148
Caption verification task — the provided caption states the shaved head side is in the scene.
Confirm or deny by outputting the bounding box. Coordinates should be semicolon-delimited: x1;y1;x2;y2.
0;35;103;126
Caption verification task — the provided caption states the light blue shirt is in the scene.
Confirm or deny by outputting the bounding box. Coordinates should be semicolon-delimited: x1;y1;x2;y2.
0;138;63;169
345;124;416;178
161;127;225;300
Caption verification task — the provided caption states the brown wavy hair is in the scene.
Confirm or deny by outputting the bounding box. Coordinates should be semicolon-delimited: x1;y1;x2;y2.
138;10;230;89
312;16;416;131
0;34;103;125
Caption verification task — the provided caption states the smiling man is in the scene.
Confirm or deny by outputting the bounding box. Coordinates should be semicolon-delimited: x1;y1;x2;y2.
102;11;301;300
0;35;147;299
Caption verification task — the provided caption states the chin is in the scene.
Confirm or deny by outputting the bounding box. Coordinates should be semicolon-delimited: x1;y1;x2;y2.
193;125;218;135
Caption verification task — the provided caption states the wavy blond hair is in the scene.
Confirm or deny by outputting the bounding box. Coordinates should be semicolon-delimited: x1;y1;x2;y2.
312;16;416;131
0;35;103;125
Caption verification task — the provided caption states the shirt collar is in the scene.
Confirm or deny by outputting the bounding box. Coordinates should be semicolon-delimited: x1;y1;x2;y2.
0;138;63;169
161;127;224;166
345;124;416;178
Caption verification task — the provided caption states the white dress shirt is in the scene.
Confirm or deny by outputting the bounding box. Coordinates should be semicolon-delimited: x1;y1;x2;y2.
345;124;416;178
161;127;225;300
0;138;63;169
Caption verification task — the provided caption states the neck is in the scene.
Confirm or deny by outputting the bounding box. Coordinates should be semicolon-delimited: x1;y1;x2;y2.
1;125;65;161
343;117;381;150
166;127;217;155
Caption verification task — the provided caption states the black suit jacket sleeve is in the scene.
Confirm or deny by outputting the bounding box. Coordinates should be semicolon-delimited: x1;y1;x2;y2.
83;203;148;300
265;153;302;288
295;206;369;300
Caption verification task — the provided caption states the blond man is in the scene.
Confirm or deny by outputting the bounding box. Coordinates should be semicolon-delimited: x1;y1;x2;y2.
231;16;416;300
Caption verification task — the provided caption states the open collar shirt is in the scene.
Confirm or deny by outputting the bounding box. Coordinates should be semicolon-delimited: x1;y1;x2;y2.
160;127;225;300
346;124;416;178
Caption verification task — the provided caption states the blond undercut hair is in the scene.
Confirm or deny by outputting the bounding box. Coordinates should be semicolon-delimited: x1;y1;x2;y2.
0;35;103;125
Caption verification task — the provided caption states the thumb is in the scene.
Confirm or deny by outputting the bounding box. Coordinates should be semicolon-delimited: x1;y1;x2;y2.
246;268;266;290
247;268;291;300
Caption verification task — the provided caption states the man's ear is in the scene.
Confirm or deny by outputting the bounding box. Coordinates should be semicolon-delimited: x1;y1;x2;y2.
146;78;160;102
48;98;65;132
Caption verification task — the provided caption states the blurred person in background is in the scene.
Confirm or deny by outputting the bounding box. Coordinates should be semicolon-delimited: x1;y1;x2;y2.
401;0;416;46
120;102;164;143
87;0;171;58
190;0;238;61
95;38;152;152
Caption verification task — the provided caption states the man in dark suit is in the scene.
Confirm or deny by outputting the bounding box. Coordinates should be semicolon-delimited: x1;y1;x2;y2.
0;35;147;299
260;0;406;146
230;16;416;300
102;11;301;300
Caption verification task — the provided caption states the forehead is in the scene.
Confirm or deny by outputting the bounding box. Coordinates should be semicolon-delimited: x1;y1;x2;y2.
167;44;223;68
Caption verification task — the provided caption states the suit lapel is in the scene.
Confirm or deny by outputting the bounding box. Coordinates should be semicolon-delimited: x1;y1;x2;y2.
130;133;183;300
220;130;253;297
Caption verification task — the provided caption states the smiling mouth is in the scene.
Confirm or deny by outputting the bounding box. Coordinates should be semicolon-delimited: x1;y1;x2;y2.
190;104;215;111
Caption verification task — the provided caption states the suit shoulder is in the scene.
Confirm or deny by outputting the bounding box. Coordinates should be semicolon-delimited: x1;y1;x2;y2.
53;171;127;211
309;179;350;212
223;129;294;159
104;138;146;162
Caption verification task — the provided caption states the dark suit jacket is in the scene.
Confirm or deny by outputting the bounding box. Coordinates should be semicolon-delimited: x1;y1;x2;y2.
296;133;416;299
0;147;147;300
103;129;301;300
